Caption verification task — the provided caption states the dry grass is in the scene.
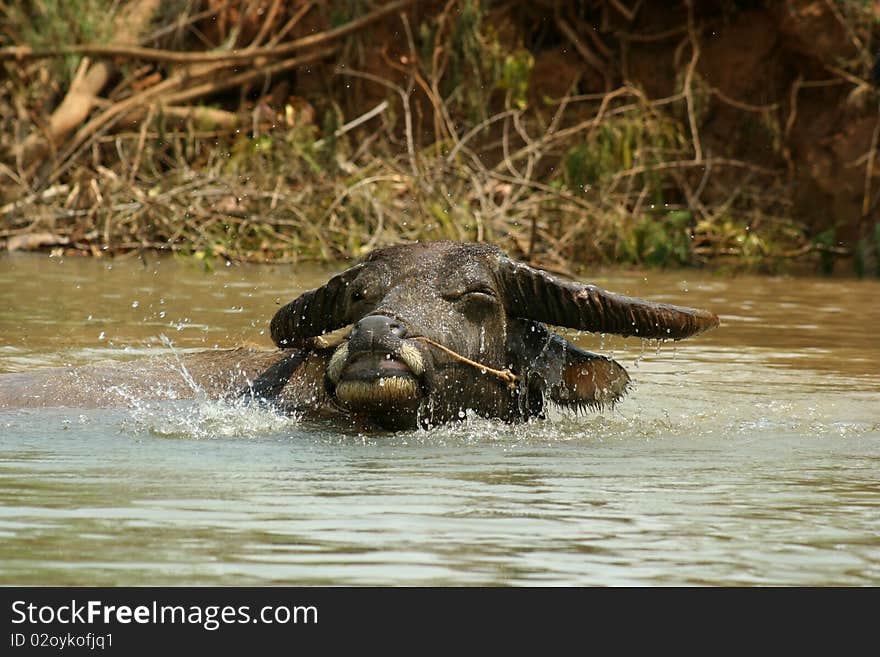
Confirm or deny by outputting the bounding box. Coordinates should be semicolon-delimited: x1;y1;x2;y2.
0;0;878;275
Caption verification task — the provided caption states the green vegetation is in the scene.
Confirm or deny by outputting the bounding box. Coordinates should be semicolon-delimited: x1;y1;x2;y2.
3;0;114;78
0;0;878;276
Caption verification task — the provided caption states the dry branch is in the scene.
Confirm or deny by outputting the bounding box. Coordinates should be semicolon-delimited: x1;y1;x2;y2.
14;0;161;171
555;13;611;90
2;0;872;272
0;0;415;65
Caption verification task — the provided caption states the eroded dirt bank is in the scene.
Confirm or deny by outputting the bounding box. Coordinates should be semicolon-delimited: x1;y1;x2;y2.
1;1;877;274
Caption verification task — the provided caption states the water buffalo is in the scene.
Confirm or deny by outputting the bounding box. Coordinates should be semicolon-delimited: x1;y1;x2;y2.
251;241;719;429
0;241;719;430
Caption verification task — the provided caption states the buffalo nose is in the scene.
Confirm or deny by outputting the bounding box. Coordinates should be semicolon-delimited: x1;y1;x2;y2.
348;315;407;352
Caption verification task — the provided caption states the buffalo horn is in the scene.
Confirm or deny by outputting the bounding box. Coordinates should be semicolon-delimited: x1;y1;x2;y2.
270;263;364;348
497;258;719;340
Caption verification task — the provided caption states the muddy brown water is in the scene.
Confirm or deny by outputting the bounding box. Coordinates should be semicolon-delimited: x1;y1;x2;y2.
0;252;877;585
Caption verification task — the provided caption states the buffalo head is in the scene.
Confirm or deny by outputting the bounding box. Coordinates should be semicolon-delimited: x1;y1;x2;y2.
264;241;719;430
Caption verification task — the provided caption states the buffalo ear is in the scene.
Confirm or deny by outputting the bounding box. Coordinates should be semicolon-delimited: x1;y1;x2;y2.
549;347;630;409
510;319;630;410
270;263;364;348
496;257;719;340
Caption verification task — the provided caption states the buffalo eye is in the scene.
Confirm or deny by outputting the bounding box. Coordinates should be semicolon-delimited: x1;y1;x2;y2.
461;286;496;302
350;281;385;305
448;286;498;319
443;284;498;303
349;278;376;303
350;286;375;304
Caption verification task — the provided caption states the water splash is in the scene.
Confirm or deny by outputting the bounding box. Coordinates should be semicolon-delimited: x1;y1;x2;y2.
126;397;296;440
114;334;297;440
158;334;201;395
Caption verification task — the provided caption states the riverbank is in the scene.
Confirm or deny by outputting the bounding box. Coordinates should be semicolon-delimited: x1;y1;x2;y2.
1;1;878;276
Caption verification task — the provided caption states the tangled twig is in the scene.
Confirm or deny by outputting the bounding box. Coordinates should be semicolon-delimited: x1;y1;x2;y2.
0;0;415;65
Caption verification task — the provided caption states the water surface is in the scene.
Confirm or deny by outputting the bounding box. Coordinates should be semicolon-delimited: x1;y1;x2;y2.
1;253;877;585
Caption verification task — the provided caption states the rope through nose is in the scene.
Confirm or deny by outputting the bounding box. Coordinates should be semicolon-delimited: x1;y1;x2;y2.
411;336;519;386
